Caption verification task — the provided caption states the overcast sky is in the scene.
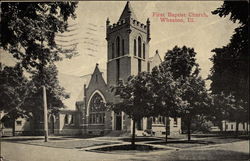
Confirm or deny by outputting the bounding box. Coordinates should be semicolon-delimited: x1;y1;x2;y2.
1;1;239;85
56;1;239;80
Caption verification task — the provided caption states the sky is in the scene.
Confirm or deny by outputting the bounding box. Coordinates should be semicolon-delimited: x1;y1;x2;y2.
1;1;239;85
55;1;239;81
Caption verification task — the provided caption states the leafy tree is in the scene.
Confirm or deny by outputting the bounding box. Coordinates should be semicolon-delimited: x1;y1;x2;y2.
0;2;78;71
110;72;153;148
210;1;249;128
22;64;69;132
211;92;247;135
0;64;69;134
150;65;182;143
179;75;210;141
0;64;29;135
163;46;210;141
0;2;76;134
0;65;28;112
164;46;200;80
189;115;213;133
210;93;233;132
227;98;248;136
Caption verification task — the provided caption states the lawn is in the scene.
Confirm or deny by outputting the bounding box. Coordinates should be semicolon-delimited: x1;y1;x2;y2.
156;149;249;161
2;134;249;151
1;136;120;149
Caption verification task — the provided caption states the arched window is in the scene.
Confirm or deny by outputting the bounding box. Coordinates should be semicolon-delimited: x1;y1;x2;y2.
89;93;105;124
116;37;120;57
143;43;145;59
122;39;125;55
134;39;136;56
138;36;142;57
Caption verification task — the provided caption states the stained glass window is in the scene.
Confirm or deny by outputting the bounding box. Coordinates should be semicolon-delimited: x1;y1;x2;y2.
89;93;106;124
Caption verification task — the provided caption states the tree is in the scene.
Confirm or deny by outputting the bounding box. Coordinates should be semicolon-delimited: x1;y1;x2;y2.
110;72;153;148
0;2;76;135
0;64;29;135
163;46;210;141
209;1;249;128
1;2;78;71
0;64;69;134
164;46;200;80
227;97;248;136
150;64;182;143
210;93;233;133
179;75;210;141
212;92;247;135
22;64;69;132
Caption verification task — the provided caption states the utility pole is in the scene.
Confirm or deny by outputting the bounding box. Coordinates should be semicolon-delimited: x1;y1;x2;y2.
43;85;48;142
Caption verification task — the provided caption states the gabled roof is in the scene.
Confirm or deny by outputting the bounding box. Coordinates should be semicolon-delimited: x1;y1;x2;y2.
92;63;102;75
58;65;107;110
119;1;137;21
58;73;91;110
148;50;162;71
149;50;162;63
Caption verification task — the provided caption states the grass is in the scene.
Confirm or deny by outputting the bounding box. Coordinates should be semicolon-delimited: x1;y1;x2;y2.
2;134;249;150
1;136;119;149
157;149;249;161
26;140;120;149
146;134;249;149
119;136;163;142
149;140;215;148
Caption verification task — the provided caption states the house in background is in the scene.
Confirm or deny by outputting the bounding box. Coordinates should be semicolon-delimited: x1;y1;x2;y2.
0;111;31;136
221;121;249;132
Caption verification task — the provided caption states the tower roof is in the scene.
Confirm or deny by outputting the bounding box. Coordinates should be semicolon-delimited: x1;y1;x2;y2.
119;1;137;21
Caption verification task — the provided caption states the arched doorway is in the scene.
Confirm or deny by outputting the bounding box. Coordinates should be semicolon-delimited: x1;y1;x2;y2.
48;115;55;134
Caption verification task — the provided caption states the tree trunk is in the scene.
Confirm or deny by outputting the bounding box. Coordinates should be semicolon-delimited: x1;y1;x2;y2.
224;121;227;132
235;121;239;137
246;122;249;135
131;119;136;149
219;121;223;135
187;119;191;141
223;121;227;137
165;117;168;143
31;118;35;135
12;119;15;136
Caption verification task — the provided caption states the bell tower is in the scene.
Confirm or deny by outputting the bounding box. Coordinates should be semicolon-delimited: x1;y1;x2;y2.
106;1;151;86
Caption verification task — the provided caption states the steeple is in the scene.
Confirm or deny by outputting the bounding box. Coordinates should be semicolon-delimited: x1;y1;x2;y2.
119;1;137;21
106;1;150;86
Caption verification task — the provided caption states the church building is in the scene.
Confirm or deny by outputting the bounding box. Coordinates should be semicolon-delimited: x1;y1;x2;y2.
52;2;181;136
